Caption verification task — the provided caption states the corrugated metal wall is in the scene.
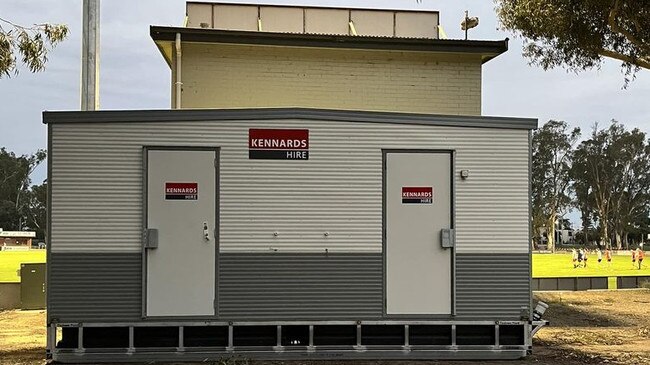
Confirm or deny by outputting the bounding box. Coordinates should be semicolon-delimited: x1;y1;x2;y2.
456;253;530;319
218;253;383;320
50;118;528;254
47;252;530;322
48;253;142;322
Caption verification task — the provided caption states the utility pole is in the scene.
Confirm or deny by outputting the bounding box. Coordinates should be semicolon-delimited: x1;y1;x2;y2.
81;0;100;111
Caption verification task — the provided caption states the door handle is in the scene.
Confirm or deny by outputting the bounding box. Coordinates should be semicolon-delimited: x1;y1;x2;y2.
203;222;210;241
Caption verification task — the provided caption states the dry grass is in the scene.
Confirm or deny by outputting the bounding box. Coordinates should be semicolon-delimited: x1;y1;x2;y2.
532;290;650;365
1;290;649;365
0;310;45;365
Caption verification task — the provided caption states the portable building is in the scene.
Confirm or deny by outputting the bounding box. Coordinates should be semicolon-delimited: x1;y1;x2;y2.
44;3;541;362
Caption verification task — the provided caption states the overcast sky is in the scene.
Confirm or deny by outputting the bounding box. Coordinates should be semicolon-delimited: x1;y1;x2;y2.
2;0;650;191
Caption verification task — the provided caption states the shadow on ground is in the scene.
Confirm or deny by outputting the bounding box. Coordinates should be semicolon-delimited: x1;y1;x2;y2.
0;349;42;365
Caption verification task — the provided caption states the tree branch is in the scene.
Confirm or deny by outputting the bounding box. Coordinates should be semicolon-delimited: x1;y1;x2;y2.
597;48;650;69
608;0;650;56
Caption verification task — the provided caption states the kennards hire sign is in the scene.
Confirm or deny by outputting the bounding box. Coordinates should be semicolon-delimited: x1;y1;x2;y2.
249;129;309;160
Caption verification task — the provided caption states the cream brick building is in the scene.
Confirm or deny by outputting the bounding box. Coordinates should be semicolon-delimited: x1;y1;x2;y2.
151;2;507;115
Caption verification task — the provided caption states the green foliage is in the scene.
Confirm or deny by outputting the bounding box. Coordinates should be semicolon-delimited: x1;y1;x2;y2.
532;120;580;251
497;0;650;84
24;183;47;239
571;122;650;248
0;148;46;235
535;120;650;249
0;17;69;78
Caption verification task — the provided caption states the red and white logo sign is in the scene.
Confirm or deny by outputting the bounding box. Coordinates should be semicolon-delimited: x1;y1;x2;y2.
165;182;198;200
402;187;433;204
249;129;309;160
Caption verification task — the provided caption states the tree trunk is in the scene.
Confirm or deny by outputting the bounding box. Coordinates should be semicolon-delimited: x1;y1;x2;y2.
615;232;623;250
623;232;629;250
601;222;610;249
547;214;556;253
583;219;589;245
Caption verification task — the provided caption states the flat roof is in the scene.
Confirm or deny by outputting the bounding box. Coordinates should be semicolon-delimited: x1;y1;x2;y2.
43;108;537;130
0;231;36;238
150;26;508;65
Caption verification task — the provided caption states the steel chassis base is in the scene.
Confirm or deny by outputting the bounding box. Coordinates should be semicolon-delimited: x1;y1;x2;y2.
47;320;547;363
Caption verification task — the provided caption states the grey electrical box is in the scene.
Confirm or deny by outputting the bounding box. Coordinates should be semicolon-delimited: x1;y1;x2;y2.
441;228;455;248
21;263;46;310
144;228;159;249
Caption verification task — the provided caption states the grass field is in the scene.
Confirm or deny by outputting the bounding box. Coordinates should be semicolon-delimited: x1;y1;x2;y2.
0;251;46;283
0;251;648;282
532;252;649;278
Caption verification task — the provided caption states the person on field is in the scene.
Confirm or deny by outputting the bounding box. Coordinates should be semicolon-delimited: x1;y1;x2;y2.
577;248;584;268
572;248;578;268
632;249;637;268
605;248;612;268
583;249;588;268
597;248;603;266
637;248;644;270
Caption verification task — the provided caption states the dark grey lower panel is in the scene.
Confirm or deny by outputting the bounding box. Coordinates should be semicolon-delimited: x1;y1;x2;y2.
48;252;532;323
218;253;383;320
455;253;531;319
48;252;142;323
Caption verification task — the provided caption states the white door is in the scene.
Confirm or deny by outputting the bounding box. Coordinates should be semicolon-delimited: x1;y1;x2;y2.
386;152;452;315
146;149;217;317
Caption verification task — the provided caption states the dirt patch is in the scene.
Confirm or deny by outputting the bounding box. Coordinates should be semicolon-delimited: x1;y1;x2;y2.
1;290;649;365
0;310;45;365
533;290;650;365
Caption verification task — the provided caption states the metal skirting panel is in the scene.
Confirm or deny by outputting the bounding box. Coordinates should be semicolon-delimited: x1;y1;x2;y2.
51;349;528;362
218;253;383;319
48;253;142;323
455;253;530;319
49;117;529;254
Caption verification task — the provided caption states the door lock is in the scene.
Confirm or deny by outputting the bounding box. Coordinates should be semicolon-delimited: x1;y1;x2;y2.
203;222;210;241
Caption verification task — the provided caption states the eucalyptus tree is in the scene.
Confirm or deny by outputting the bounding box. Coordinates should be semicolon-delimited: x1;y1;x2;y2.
532;120;580;251
573;122;650;249
0;148;46;231
608;127;650;248
0;17;68;77
497;0;649;85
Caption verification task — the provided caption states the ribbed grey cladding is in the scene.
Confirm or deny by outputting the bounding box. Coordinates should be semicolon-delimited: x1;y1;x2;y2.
218;253;383;320
48;253;142;323
455;253;530;319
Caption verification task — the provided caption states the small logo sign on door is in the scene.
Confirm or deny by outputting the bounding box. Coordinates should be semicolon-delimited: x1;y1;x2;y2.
401;187;433;204
165;182;198;200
